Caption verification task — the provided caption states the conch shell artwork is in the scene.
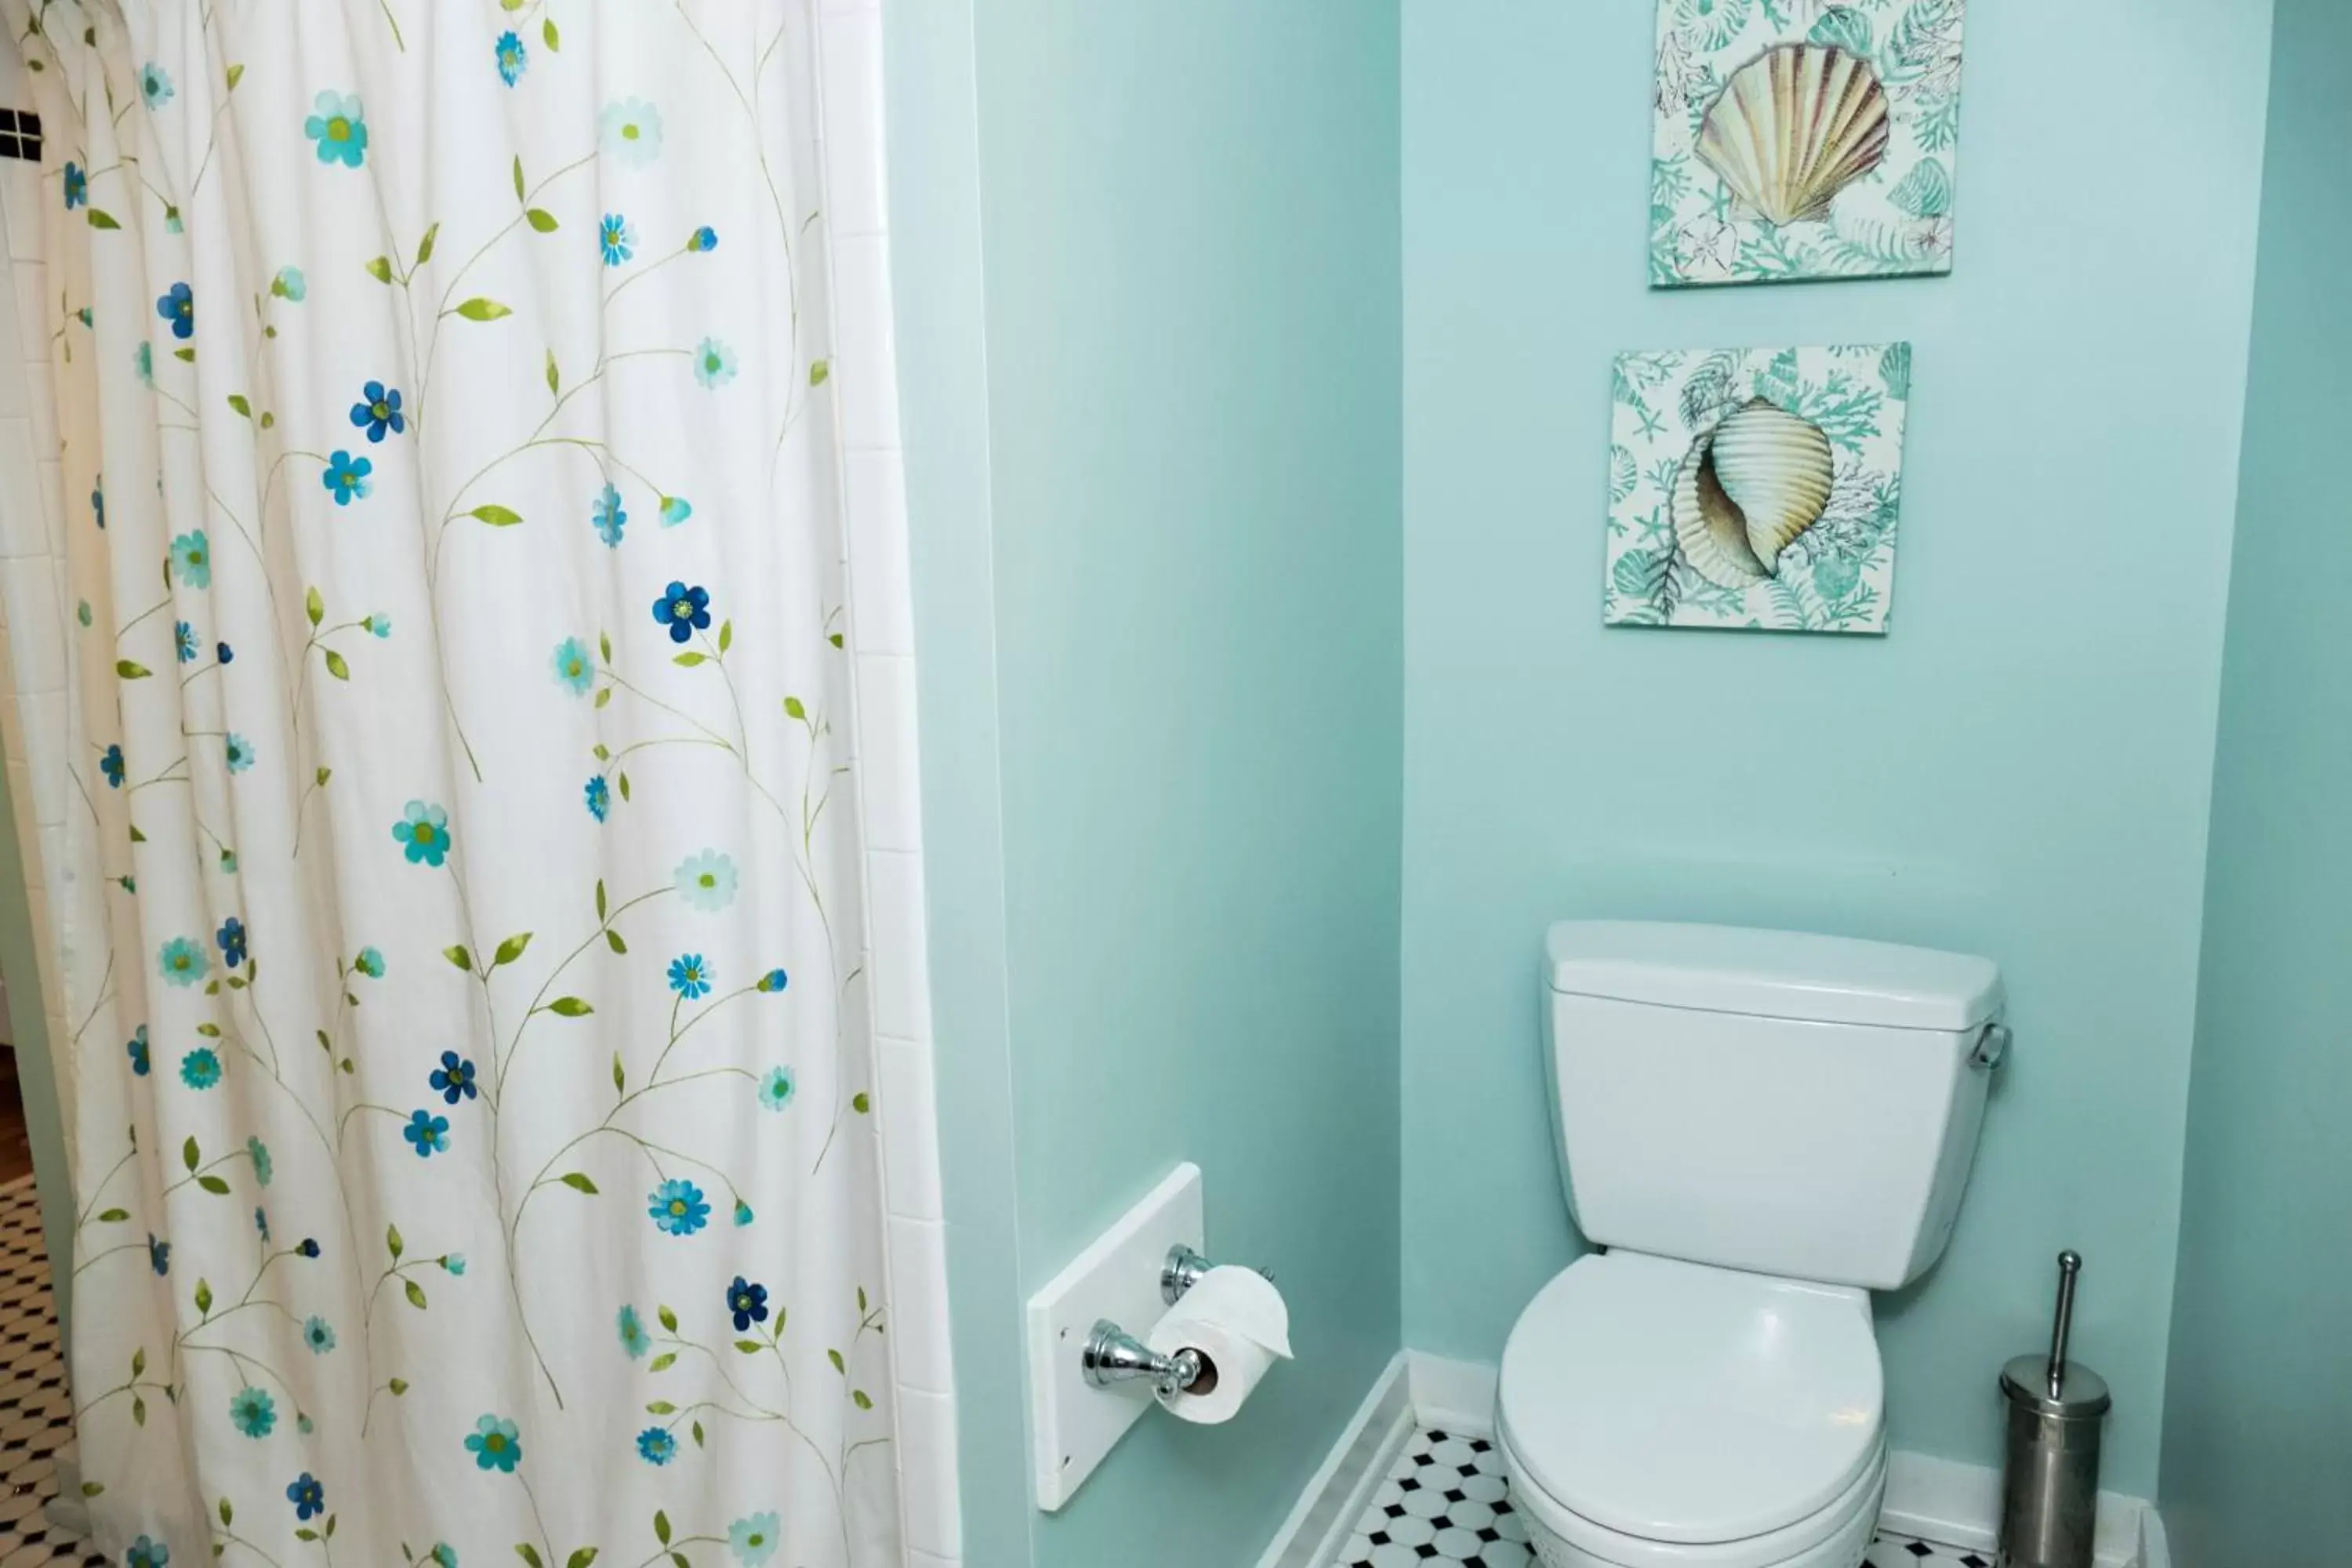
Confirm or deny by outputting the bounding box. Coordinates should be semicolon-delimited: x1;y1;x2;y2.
1671;398;1836;588
1651;0;1971;286
1605;345;1911;635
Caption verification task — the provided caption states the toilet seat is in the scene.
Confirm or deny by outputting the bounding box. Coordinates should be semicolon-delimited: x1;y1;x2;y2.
1497;1250;1885;1563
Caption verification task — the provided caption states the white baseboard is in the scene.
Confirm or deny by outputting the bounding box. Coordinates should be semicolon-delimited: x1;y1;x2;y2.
1403;1350;1498;1437
1254;1352;1414;1568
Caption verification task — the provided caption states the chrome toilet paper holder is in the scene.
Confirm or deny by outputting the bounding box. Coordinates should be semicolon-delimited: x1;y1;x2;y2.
1082;1246;1270;1396
1080;1321;1206;1398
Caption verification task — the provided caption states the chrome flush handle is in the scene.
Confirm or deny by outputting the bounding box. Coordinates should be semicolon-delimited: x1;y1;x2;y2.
1969;1022;2011;1070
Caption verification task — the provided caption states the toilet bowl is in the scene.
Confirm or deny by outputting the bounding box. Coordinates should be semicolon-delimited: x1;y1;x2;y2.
1497;1252;1887;1568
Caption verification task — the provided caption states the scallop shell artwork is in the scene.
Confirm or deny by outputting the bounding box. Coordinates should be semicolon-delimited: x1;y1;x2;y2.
1606;345;1911;634
1671;399;1837;587
1697;45;1891;228
1651;0;1970;286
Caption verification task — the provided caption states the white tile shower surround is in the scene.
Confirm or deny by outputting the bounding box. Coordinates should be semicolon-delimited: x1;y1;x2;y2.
0;1178;104;1566
0;95;81;1174
811;0;964;1563
1335;1427;1990;1568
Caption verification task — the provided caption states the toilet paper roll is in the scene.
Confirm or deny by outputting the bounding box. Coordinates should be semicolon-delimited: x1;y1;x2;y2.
1146;1266;1293;1425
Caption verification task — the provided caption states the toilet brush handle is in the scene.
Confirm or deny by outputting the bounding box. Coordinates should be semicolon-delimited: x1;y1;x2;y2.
2046;1250;2081;1399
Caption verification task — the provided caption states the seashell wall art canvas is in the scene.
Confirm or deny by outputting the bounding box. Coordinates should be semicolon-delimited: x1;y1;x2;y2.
1605;344;1911;633
1652;0;1965;286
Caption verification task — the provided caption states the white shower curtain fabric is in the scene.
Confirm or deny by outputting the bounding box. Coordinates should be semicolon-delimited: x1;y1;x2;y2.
1;4;899;1565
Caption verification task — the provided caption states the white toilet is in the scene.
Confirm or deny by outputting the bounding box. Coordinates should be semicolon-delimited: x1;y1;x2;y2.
1499;922;2005;1568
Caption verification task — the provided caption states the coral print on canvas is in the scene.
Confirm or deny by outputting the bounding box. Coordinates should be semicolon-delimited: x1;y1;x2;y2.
1652;0;1967;285
1605;344;1911;633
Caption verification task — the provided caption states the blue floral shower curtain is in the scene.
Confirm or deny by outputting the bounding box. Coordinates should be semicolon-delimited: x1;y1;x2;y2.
2;3;898;1563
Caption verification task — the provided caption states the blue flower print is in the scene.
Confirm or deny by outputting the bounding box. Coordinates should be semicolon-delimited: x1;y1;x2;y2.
229;1386;276;1439
394;800;452;866
654;580;711;643
169;530;211;587
350;380;405;442
272;266;306;302
758;1066;795;1112
323;449;373;505
430;1051;478;1105
225;733;256;774
216;916;248;968
727;1276;769;1332
692;337;739;389
100;744;124;788
368;615;392;638
636;1426;676;1465
617;1305;651;1359
249;1135;274;1186
441;1253;466;1275
253;1206;270;1242
303;1316;336;1354
431;1547;456;1568
354;946;386;978
147;1233;169;1276
729;1513;781;1566
156;281;194;340
402;1109;451;1158
758;967;789;993
674;849;738;912
127;1026;150;1076
688;226;719;254
180;1047;222;1090
495;29;528;86
592;482;626;546
599;213;635;267
599;99;665;167
126;1537;168;1568
218;641;235;662
466;1414;522;1472
61;162;85;210
659;495;691;527
584;775;610;822
140;63;174;110
305;92;368;168
287;1472;325;1520
732;1198;754;1228
551;637;593;695
91;481;103;529
175;621;198;663
648;1178;710;1236
667;953;712;1000
296;1237;321;1258
158;935;209;988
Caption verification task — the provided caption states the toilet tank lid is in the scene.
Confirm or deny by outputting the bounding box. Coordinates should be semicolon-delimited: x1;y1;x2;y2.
1545;921;2002;1032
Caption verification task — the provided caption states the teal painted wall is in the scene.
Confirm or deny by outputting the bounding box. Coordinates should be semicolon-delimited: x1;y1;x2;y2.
2158;0;2352;1553
1399;0;2272;1494
887;3;1403;1565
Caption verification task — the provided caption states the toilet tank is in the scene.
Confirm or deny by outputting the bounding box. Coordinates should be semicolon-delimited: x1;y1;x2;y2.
1544;921;2004;1291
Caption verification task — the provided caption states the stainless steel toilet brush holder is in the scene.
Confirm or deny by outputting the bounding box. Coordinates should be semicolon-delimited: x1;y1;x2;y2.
1998;1250;2111;1568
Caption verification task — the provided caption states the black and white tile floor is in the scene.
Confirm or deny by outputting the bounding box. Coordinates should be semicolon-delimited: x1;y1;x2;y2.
0;1178;101;1566
1338;1427;1992;1568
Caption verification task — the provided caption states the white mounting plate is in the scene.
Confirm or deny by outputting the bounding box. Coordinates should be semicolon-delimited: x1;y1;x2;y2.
1025;1162;1203;1512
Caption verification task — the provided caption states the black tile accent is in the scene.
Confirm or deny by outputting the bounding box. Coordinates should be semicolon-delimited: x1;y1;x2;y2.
0;1178;107;1563
1338;1423;1998;1568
